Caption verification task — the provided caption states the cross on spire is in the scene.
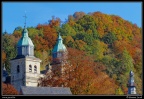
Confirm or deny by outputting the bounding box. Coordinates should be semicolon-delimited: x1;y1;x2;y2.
23;12;27;28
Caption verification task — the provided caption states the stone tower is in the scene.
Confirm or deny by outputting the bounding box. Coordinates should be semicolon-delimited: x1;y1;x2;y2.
51;33;68;75
10;23;42;92
127;70;137;94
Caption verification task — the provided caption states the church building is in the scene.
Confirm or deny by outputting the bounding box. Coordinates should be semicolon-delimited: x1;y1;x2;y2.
9;25;43;92
2;15;71;95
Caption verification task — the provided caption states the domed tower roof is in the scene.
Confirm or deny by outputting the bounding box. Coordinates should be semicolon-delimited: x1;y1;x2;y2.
17;27;34;47
52;33;67;53
15;25;35;57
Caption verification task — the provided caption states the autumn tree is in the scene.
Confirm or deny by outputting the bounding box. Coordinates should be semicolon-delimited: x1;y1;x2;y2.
38;48;97;94
72;11;86;21
2;83;19;95
38;48;118;95
63;36;75;48
49;16;61;28
2;11;142;95
2;50;6;64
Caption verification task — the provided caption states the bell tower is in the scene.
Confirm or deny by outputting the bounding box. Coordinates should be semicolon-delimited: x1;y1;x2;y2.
51;33;68;75
10;14;42;92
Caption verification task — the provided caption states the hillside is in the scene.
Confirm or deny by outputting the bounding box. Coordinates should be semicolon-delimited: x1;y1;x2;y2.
2;11;142;95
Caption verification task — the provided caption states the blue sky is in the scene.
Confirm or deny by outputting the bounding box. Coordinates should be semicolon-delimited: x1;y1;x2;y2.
2;1;142;34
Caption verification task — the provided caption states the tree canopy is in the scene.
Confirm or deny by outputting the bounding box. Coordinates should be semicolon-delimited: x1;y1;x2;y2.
2;11;142;95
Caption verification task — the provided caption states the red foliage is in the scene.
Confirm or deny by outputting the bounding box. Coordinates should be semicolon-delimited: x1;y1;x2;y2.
2;83;19;95
38;48;118;94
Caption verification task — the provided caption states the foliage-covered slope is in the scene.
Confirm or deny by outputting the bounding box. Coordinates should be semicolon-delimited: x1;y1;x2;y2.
2;11;142;95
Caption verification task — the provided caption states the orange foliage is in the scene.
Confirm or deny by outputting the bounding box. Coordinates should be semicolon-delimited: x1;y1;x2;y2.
38;48;118;95
33;35;48;51
75;40;86;50
2;50;6;64
35;23;58;50
113;40;136;58
93;71;118;95
36;24;43;30
2;83;19;95
68;20;76;26
49;17;61;28
13;31;21;38
41;24;57;49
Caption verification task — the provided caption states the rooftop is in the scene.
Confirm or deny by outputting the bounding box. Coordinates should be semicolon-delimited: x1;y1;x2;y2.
20;86;72;95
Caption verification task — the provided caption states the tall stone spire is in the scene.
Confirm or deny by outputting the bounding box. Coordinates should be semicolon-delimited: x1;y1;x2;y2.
127;70;137;94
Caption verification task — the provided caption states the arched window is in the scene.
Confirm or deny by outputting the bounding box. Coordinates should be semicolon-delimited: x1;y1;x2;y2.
29;65;32;72
17;65;20;73
34;65;37;73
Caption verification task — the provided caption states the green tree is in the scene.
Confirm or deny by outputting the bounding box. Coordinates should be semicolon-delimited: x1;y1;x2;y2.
102;32;117;48
115;87;124;95
120;48;134;73
76;15;97;31
116;48;134;91
2;34;17;73
59;24;76;36
91;40;108;61
63;36;76;48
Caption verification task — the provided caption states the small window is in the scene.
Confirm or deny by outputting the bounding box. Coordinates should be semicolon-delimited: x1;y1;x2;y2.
23;81;25;85
29;65;32;72
34;65;37;73
17;65;20;73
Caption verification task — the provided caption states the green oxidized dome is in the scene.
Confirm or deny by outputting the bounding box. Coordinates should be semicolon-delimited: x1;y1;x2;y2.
52;33;67;53
17;27;34;47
